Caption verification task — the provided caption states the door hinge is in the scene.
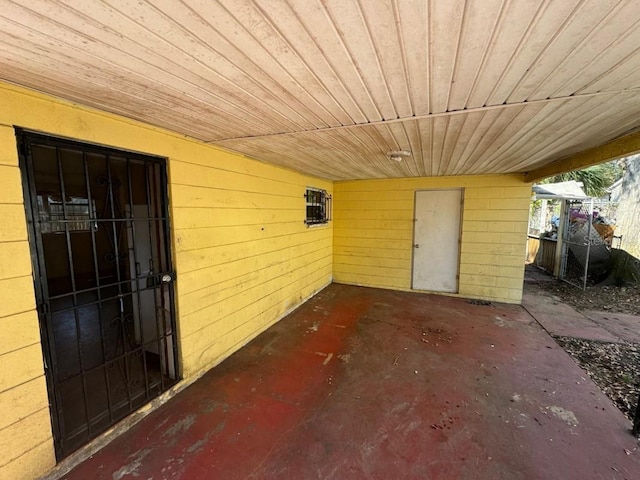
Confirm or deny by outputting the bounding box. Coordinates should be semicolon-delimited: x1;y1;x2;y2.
38;302;49;316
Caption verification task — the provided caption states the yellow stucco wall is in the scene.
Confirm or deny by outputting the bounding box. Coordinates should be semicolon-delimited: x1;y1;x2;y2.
0;80;533;479
333;176;531;304
0;82;332;479
0;124;55;480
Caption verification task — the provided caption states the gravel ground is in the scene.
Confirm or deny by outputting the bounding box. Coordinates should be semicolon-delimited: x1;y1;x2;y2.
525;266;640;425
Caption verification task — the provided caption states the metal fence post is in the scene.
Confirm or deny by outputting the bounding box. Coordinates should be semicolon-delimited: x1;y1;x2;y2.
582;198;594;291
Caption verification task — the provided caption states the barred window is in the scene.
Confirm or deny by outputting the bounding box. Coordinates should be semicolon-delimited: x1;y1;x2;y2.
305;188;331;226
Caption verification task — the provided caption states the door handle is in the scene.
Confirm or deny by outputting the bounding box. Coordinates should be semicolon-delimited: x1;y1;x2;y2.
414;244;420;248
161;273;173;283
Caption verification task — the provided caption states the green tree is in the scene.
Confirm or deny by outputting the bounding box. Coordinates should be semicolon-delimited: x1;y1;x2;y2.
542;162;622;197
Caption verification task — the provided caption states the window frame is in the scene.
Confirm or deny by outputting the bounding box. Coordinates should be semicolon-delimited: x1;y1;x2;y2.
304;187;331;226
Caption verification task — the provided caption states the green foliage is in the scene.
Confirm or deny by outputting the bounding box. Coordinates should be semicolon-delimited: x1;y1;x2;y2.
541;161;622;197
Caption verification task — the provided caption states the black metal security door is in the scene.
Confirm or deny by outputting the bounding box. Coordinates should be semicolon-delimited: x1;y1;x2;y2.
17;130;179;459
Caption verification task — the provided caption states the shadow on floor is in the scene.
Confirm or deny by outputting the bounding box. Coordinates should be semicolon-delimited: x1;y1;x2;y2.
61;284;640;479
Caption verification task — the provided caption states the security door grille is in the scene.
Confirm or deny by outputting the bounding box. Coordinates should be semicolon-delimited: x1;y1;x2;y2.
17;130;179;459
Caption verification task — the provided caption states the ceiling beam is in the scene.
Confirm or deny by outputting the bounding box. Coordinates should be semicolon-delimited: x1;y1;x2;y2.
212;88;640;144
524;130;640;183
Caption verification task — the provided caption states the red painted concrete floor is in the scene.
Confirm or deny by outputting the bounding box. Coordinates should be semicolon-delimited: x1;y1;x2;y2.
63;284;640;479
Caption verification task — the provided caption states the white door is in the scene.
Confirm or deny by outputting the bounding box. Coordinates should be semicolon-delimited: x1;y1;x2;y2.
412;189;462;292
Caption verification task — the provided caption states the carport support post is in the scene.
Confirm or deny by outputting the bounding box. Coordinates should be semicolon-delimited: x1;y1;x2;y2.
553;200;567;278
633;394;640;436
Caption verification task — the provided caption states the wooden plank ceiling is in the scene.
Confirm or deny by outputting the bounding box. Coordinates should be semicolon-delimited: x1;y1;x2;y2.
1;0;640;180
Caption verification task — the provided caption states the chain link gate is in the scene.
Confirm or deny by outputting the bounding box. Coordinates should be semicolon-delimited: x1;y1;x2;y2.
558;199;617;289
559;199;593;289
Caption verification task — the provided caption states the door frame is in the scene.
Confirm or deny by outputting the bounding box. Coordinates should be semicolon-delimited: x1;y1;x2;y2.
15;128;180;460
411;188;464;292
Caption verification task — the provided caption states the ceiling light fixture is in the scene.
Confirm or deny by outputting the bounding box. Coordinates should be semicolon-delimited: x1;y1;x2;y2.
387;150;411;162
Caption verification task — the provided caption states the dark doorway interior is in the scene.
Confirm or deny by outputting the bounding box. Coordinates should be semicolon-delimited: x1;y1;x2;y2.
17;131;179;459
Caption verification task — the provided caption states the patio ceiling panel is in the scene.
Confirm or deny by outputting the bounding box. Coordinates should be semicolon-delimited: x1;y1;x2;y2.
539;4;640;99
499;0;637;103
219;91;640;180
0;0;639;179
